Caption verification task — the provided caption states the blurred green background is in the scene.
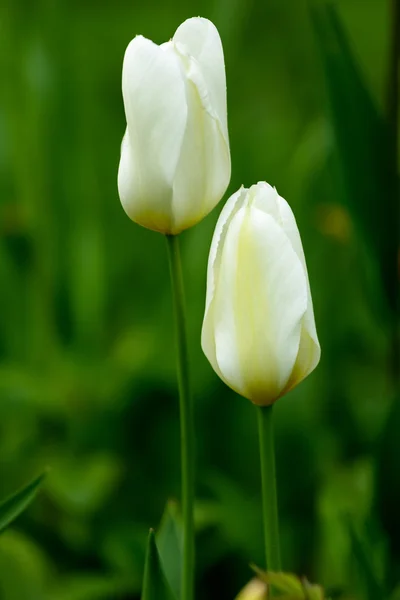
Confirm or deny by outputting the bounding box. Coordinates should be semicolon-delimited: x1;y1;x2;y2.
0;0;398;598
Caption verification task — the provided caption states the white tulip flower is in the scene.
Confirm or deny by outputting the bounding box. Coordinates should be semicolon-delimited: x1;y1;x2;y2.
201;182;321;406
118;17;231;235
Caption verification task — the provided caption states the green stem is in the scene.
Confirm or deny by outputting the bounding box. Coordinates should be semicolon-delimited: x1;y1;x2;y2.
386;0;400;392
166;234;195;600
256;405;281;575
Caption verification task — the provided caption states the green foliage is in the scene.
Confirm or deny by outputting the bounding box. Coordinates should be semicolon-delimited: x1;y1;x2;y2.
376;394;400;587
0;472;46;534
141;530;175;600
0;530;50;600
157;501;183;599
51;576;132;600
343;516;385;600
391;585;400;600
311;2;398;313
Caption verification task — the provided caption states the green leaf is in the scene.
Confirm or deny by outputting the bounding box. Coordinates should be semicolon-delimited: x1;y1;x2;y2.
156;501;183;600
311;2;397;311
0;472;46;534
141;529;175;600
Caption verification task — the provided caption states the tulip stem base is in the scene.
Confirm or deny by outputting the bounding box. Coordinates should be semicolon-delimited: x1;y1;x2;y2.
166;234;195;600
256;405;281;576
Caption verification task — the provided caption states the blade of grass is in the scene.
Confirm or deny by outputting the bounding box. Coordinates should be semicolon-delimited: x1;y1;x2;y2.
141;529;176;600
0;472;46;534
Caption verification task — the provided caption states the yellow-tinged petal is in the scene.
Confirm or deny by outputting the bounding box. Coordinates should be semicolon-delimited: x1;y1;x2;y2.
118;37;187;232
201;182;320;405
212;205;307;404
118;18;231;234
235;578;267;600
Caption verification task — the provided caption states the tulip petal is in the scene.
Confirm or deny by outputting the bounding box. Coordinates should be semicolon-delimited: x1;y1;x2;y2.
250;181;282;221
275;195;321;388
118;36;187;232
170;51;231;233
173;18;228;142
283;322;321;394
201;187;247;383
251;181;321;387
211;205;308;405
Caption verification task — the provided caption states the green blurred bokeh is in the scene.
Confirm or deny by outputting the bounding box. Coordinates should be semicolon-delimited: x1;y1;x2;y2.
0;0;398;598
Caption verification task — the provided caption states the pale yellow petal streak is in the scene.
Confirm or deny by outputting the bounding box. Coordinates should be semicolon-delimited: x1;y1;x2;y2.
216;206;308;405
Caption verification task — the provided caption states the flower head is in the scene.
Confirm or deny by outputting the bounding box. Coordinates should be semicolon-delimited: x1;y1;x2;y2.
118;18;231;234
201;182;320;405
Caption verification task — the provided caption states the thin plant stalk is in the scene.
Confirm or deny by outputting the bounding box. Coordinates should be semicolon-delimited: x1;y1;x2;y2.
256;405;281;577
386;0;400;391
166;234;195;600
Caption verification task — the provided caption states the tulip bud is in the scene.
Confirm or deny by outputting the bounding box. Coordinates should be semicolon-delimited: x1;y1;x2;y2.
235;578;267;600
201;182;320;406
118;17;231;234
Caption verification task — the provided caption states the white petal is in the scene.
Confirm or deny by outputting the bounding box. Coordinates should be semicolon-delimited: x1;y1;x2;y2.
211;204;308;405
170;52;231;233
275;194;321;386
276;194;308;266
250;183;321;384
201;187;247;382
249;181;281;220
283;322;321;395
118;36;187;233
173;18;228;142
